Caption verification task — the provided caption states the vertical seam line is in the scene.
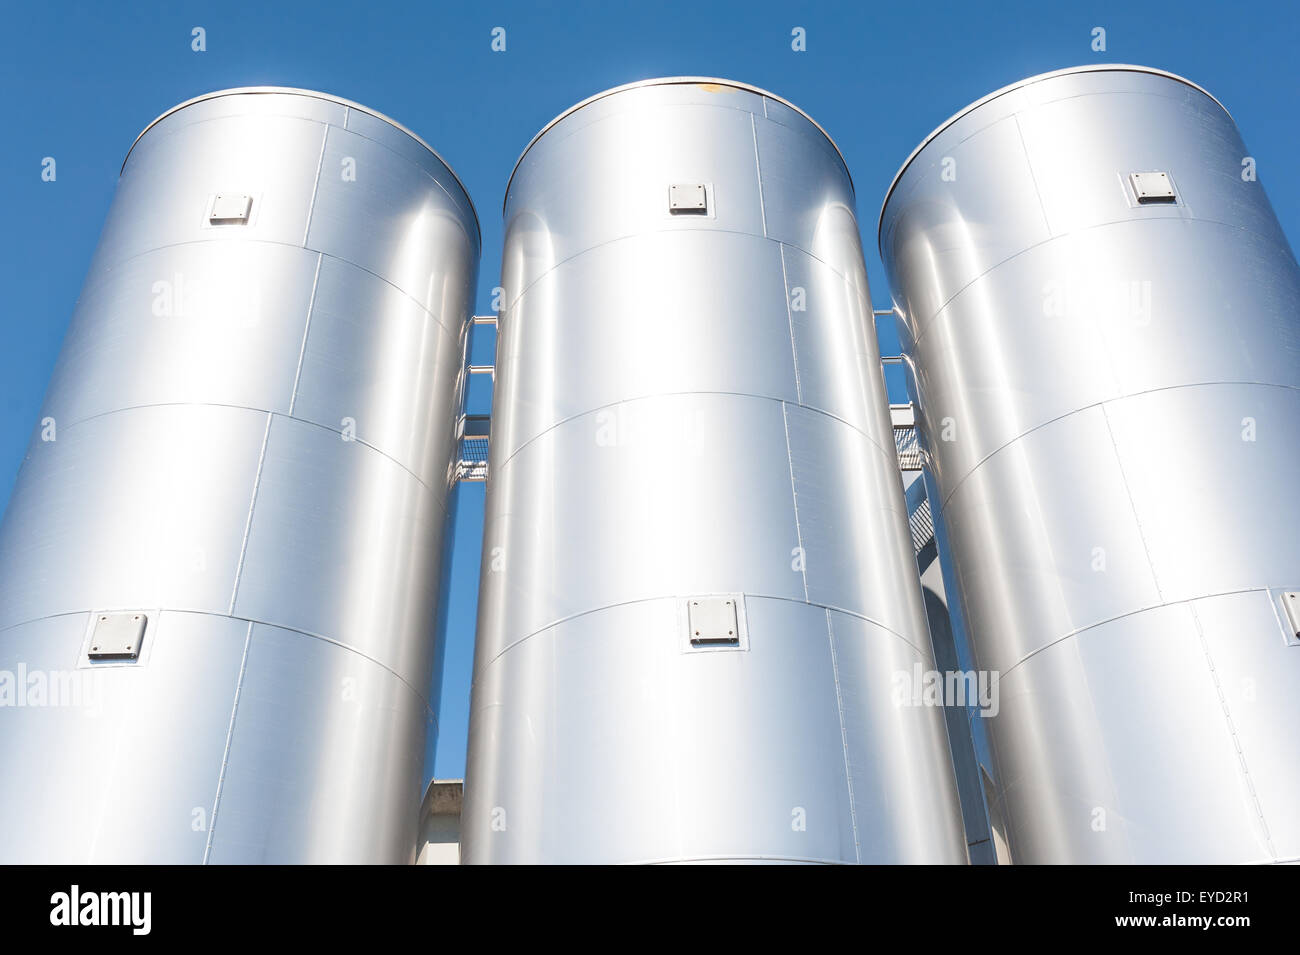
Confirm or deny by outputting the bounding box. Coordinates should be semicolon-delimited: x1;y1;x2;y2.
781;402;809;601
1012;114;1052;237
288;252;324;415
750;113;768;236
228;413;273;615
302;124;329;246
1099;402;1165;602
826;609;861;863
780;243;803;404
203;619;253;864
1188;602;1276;859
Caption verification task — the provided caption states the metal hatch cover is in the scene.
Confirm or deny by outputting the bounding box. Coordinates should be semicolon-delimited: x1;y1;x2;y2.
669;183;708;213
88;612;147;660
687;596;740;645
209;194;253;223
1129;171;1177;203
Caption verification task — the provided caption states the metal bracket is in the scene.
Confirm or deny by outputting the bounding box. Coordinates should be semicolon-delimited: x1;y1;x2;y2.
1281;591;1300;644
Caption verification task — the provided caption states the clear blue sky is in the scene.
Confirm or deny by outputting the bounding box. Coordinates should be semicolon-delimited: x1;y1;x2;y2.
2;0;1297;779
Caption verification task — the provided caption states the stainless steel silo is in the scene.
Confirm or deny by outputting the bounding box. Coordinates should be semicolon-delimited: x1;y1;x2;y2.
462;78;967;864
879;65;1300;863
0;88;479;863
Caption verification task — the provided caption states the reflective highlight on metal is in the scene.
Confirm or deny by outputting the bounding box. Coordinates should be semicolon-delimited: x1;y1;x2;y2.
463;78;967;864
0;90;479;862
880;66;1300;863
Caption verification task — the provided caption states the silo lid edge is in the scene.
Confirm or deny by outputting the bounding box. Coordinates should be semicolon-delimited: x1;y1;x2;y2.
875;64;1231;254
502;76;853;214
120;86;480;245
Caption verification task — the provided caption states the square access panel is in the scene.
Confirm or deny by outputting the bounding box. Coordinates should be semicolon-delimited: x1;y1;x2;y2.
210;194;253;223
1129;171;1177;204
687;596;739;645
669;183;708;214
88;612;147;660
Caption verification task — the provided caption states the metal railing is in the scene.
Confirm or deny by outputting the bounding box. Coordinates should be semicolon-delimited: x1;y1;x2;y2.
454;314;498;483
893;422;922;471
454;414;490;483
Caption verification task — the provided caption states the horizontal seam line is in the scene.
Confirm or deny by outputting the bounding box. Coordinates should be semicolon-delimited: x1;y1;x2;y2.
493;390;893;472
995;585;1272;681
502;230;854;313
52;401;452;499
638;854;845;865
474;593;931;680
0;606;439;715
908;215;1287;350
77;239;469;339
937;380;1300;511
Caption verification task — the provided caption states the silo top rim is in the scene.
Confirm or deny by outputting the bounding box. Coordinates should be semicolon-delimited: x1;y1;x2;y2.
876;64;1231;251
121;86;480;242
504;76;852;213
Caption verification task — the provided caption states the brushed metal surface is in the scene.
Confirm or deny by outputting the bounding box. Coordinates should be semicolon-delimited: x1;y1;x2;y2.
0;611;251;864
464;78;967;864
880;65;1300;863
0;89;478;863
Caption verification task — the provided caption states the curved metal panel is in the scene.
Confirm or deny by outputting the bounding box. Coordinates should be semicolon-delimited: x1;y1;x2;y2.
465;79;966;864
0;611;249;863
880;66;1300;863
504;77;852;208
0;405;268;622
785;404;925;639
229;414;448;693
0;89;478;863
288;256;463;488
989;602;1268;863
45;243;318;424
205;622;432;864
493;232;796;460
879;65;1232;236
475;394;806;659
307;126;477;311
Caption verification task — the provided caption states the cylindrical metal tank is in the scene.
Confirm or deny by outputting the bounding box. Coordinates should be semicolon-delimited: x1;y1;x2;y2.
462;78;967;864
0;88;479;862
880;65;1300;863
